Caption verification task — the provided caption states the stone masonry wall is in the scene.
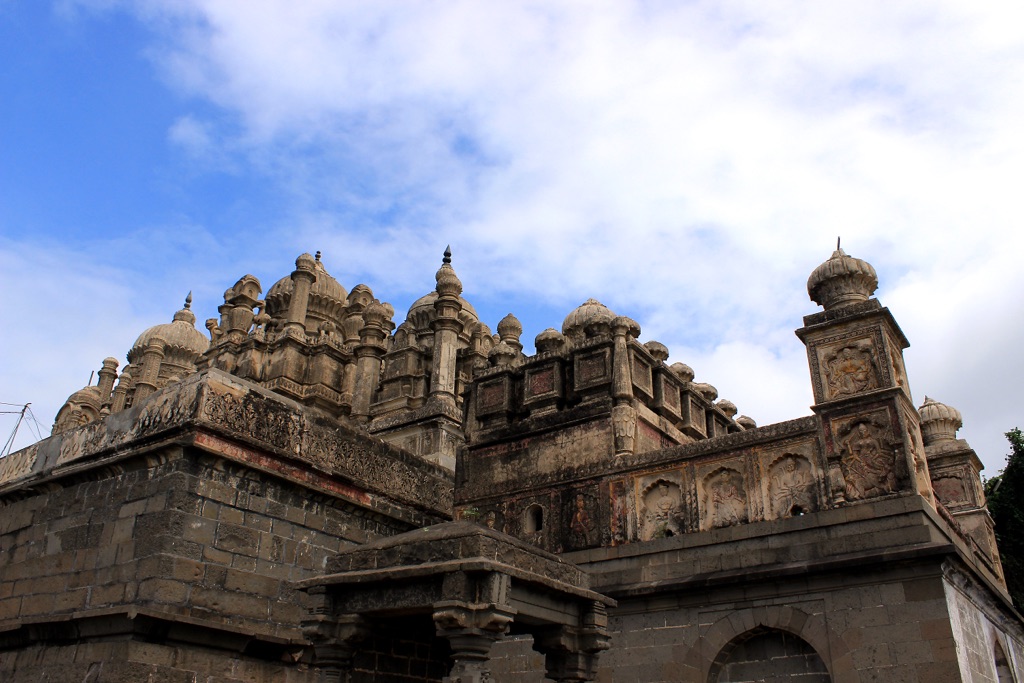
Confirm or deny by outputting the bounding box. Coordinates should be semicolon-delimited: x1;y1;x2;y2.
0;442;423;675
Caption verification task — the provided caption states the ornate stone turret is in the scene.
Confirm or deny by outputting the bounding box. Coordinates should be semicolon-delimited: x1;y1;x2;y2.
284;253;318;335
122;293;208;406
351;299;395;423
96;357;119;404
919;396;963;446
497;313;523;356
797;245;932;506
918;397;1003;580
807;242;878;311
429;246;465;409
52;360;109;434
562;299;616;349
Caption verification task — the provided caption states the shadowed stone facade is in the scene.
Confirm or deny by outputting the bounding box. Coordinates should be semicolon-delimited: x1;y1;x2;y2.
1;247;1021;681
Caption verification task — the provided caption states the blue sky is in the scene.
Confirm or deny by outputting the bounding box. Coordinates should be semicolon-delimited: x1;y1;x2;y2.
2;1;1023;475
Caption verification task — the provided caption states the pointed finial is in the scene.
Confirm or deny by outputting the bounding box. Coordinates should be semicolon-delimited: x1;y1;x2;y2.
837;236;841;251
185;291;193;309
315;250;321;262
443;245;452;265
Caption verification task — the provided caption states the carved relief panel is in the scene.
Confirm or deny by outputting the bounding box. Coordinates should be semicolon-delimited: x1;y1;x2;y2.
630;471;688;540
574;347;611;392
818;337;881;400
476;376;511;416
764;452;818;519
562;487;599;550
630;351;654;401
696;462;749;530
932;473;971;508
831;411;901;502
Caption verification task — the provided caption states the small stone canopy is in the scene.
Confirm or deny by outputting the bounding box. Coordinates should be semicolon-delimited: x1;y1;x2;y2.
298;521;615;683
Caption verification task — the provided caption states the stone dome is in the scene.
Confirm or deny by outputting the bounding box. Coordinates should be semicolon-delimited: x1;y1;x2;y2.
562;299;616;338
405;291;480;335
807;245;878;310
919;396;963;446
265;253;348;324
128;294;208;363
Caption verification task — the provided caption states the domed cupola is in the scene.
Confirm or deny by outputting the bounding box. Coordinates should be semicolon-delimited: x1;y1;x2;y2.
127;293;209;377
51;386;103;435
265;252;349;333
918;396;963;446
807;241;878;311
562;299;616;347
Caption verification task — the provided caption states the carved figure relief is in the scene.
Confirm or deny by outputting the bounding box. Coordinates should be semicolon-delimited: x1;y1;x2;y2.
839;418;896;500
823;342;878;398
705;469;747;528
769;455;816;517
641;480;683;540
568;493;595;548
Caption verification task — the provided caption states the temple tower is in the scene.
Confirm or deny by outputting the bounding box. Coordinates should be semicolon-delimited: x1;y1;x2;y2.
796;245;934;506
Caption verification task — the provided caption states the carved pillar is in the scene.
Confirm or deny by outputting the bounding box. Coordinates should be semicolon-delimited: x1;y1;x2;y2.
611;316;640;456
430;247;465;408
302;587;371;683
285;253;318;335
96;357;119;403
433;570;516;683
433;602;515;683
132;337;165;402
351;301;394;422
533;602;611;682
110;368;133;413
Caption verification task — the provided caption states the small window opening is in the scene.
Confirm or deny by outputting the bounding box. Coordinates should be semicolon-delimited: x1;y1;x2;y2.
525;504;544;533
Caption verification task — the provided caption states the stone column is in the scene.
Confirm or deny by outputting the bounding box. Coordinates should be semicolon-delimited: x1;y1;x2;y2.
132;338;165;402
285;253;318;335
429;247;465;408
611;316;640;456
351;301;394;423
433;602;516;683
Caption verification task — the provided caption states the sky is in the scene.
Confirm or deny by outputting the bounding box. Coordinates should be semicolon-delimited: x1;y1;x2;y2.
1;1;1022;476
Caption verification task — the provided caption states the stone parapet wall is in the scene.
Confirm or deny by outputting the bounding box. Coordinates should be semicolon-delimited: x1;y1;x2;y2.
1;369;453;521
0;639;314;683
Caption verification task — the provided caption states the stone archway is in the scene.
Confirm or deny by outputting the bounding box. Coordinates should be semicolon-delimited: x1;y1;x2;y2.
708;626;830;683
679;605;857;683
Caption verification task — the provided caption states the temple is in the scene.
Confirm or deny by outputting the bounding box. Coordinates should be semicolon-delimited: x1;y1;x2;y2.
1;246;1020;682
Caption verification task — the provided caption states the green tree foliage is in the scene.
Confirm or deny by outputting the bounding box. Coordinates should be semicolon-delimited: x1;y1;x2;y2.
985;428;1024;609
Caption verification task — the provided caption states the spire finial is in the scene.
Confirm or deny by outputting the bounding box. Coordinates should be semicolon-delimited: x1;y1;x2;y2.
315;250;321;262
443;245;452;265
837;236;841;250
184;291;193;309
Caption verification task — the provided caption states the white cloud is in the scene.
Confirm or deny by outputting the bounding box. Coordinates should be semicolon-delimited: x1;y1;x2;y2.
22;1;1024;474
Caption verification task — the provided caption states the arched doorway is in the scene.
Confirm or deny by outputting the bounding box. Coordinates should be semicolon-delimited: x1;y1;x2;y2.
995;640;1015;683
708;626;831;683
